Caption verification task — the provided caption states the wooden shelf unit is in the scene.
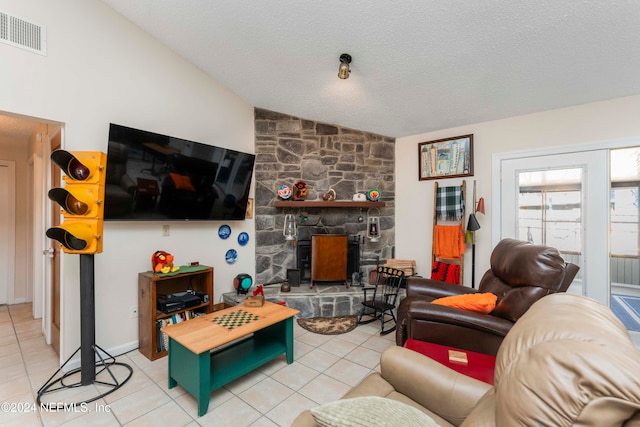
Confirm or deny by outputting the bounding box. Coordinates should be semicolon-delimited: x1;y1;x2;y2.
138;266;214;360
274;200;386;208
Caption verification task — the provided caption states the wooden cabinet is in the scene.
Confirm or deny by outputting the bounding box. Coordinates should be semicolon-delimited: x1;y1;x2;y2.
311;234;348;288
138;266;214;360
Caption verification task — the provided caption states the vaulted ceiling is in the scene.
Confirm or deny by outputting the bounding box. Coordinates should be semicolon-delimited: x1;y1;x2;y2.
97;0;640;138
4;1;640;141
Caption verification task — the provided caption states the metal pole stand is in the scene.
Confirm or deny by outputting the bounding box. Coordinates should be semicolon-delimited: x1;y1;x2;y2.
36;254;133;406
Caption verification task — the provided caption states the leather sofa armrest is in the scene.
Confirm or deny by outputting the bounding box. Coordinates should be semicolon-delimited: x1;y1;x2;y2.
381;346;492;425
407;277;479;299
406;299;514;336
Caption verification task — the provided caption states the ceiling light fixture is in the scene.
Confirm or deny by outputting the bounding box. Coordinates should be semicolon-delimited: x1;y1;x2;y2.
338;53;352;79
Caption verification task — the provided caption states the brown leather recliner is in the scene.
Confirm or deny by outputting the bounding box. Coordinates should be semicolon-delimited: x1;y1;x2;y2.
396;238;579;355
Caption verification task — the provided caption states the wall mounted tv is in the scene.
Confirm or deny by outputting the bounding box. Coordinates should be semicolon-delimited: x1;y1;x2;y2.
104;123;255;221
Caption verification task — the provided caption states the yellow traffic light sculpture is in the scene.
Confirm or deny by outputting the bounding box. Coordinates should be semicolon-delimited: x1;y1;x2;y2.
46;150;106;254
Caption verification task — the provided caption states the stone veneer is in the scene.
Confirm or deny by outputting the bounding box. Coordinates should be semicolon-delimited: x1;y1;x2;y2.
254;108;396;285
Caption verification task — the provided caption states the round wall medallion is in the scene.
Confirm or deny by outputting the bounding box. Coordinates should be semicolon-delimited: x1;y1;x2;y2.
218;224;231;239
225;249;238;264
238;232;249;246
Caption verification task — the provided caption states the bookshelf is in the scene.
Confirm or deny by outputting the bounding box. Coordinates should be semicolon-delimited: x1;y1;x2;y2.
138;266;214;360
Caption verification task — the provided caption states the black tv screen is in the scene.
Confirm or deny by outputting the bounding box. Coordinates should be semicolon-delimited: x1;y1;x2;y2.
104;123;255;221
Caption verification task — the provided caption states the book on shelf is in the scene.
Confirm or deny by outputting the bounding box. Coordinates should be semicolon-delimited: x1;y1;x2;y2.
156;309;207;352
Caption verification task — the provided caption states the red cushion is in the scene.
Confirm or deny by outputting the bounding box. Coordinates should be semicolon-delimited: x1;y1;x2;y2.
404;339;496;384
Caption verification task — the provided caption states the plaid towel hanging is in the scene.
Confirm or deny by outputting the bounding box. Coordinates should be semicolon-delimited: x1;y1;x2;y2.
436;185;465;221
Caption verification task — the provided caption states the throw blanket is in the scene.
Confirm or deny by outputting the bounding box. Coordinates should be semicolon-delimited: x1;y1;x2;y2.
431;260;461;285
436;185;465;221
433;224;466;260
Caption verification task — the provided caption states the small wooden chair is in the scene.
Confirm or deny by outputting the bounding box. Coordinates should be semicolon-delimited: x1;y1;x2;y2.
358;266;405;335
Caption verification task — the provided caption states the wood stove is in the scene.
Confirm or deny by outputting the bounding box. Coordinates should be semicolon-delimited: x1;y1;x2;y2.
296;236;361;285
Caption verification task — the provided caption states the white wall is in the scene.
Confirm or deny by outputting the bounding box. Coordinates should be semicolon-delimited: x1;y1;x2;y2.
396;95;640;284
1;0;255;361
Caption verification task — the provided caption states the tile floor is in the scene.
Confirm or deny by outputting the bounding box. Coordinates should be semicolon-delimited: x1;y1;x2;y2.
0;303;394;427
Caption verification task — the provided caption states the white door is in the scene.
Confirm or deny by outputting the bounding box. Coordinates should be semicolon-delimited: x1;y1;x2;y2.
0;160;16;305
499;151;609;305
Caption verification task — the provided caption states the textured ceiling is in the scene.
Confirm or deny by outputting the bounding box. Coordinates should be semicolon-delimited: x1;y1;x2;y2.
6;1;640;140
0;115;39;142
97;0;640;137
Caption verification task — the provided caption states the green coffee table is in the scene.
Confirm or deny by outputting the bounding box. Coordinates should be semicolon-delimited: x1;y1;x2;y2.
162;301;299;416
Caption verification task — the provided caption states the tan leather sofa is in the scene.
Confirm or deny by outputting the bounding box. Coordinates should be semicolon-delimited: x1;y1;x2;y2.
292;293;640;426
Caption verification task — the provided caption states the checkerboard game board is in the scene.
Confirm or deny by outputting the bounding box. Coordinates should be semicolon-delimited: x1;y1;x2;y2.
211;309;260;330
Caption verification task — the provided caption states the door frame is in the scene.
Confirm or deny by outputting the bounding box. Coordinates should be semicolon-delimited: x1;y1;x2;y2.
493;138;640;306
0;160;16;305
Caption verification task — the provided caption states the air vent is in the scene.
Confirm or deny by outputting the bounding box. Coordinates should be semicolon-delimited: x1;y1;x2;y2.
0;10;46;55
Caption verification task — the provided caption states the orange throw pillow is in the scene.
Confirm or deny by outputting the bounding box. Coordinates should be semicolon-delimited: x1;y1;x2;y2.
431;292;497;314
170;173;195;191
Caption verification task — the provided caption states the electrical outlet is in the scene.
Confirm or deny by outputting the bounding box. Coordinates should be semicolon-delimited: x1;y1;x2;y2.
130;306;138;318
162;225;170;236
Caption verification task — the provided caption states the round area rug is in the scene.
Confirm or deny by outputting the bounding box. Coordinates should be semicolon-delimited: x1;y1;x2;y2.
297;315;358;335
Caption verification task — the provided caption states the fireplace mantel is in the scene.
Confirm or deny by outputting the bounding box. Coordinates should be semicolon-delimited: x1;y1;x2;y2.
274;201;386;208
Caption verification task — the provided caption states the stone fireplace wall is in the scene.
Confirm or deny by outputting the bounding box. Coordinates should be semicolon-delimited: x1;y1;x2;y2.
254;108;396;285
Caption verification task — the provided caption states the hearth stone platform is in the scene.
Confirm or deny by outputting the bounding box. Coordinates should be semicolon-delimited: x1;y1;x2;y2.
223;284;406;319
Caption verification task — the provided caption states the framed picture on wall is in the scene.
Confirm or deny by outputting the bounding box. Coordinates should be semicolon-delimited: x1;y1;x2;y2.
418;134;474;180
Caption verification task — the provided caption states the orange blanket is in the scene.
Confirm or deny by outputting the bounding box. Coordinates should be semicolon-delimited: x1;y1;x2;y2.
433;224;466;260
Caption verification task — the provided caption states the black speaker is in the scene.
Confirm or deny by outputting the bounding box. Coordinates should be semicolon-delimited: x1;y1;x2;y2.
287;269;300;287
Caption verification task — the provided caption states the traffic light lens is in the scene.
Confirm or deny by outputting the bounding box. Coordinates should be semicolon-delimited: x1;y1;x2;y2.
48;188;89;215
68;158;90;181
46;228;87;250
66;193;88;215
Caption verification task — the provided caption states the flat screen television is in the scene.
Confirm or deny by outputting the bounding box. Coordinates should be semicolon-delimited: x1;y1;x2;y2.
104;123;255;221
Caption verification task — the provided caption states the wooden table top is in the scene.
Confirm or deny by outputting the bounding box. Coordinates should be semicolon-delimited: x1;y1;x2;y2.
162;301;299;355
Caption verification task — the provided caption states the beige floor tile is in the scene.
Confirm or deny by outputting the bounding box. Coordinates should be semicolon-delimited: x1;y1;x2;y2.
318;337;358;358
323;359;372;387
344;345;383;369
195;396;260;427
56;406;120;427
295;332;333;348
174;386;234;418
296;348;340;373
0;376;32;402
38;389;103;427
361;334;395;353
335;328;375;346
0;410;42;427
256;355;288;376
293;340;314;359
223;369;267;395
264;391;319;427
297;374;351;405
0;333;18;347
238;377;294;413
123;400;192;427
3;302;404;427
0;341;21;358
0;391;37;424
248;416;279;427
95;365;145;405
107;383;170;424
270;362;319;391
